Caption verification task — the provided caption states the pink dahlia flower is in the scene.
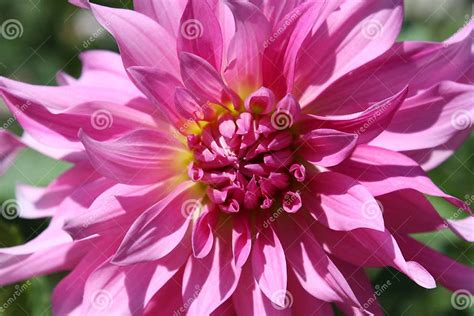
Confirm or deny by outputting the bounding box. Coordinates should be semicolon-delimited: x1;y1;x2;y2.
1;0;473;315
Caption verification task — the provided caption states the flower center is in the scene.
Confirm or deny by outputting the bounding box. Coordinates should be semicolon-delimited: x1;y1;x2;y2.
186;88;304;213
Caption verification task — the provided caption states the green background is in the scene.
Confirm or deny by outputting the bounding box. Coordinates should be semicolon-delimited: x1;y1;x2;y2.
0;0;473;315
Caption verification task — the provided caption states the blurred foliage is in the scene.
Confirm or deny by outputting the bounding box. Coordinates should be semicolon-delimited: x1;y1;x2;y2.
0;0;473;315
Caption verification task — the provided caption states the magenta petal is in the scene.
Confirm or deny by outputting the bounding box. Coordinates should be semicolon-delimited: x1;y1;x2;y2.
192;204;218;258
303;171;385;231
303;87;408;144
178;0;223;71
277;215;361;307
333;145;471;212
112;181;202;265
79;129;186;185
183;231;241;315
82;241;190;315
134;0;187;37
299;129;358;167
224;1;271;94
398;236;474;292
314;224;436;289
90;3;179;73
297;0;404;105
232;213;252;268
252;221;287;307
0;130;24;176
446;217;474;242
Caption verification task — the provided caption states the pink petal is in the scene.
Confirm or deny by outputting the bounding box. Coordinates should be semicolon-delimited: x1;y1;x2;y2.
303;171;385;231
233;264;291;315
224;1;271;94
232;213;252;268
313;21;473;114
112;181;202;265
297;0;403;105
371;81;473;167
333;145;470;212
180;52;236;105
178;0;223;71
192;204;218;258
303;87;408;144
446;216;474;242
332;258;384;316
0;130;24;176
314;224;436;289
90;3;180;75
127;66;183;126
277;215;361;307
79;129;186;185
143;271;185;316
397;236;474;292
63;182;168;239
82;241;190;315
183;230;241;315
299;129;358;167
134;0;187;37
380;190;447;234
252;221;287;307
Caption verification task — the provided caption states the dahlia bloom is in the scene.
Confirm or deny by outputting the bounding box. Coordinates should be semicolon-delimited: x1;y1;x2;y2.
1;0;473;315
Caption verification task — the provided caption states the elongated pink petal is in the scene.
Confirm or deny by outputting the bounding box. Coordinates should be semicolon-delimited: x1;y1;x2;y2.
82;241;190;315
446;217;474;242
183;231;241;315
112;181;202;265
277;215;361;307
397;236;474;292
379;190;447;234
79;129;186;185
90;3;180;75
143;272;184;316
288;270;335;315
63;182;169;239
233;264;291;315
371;82;473;167
180;52;237;106
192;204;218;258
332;258;384;316
252;221;287;307
313;21;473;114
232;213;252;267
224;1;271;94
333;145;470;212
303;87;408;144
303;171;385;231
299;129;358;167
297;0;403;105
0;130;24;175
178;0;223;71
314;224;436;289
134;0;187;37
